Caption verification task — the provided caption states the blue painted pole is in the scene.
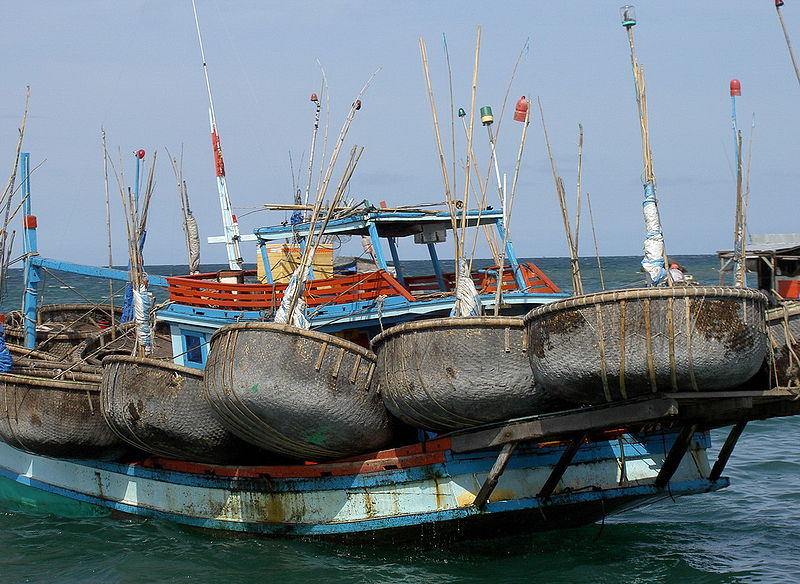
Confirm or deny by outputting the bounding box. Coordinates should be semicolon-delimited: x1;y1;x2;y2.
386;237;405;286
20;153;41;349
134;150;141;212
366;222;387;270
427;243;447;291
495;219;526;290
259;244;274;284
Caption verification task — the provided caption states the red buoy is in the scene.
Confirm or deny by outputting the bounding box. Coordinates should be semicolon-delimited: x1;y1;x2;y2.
777;0;785;7
136;149;146;159
730;79;741;97
310;93;318;102
513;96;529;122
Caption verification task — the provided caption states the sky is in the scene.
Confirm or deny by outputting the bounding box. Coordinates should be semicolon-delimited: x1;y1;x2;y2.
1;1;799;267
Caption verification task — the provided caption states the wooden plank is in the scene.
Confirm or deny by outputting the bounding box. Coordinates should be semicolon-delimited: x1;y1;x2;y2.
472;442;517;510
709;420;747;481
450;397;679;453
537;432;587;501
654;424;698;488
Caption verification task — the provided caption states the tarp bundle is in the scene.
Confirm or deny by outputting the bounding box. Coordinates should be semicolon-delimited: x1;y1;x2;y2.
0;326;12;372
450;257;481;317
274;267;310;329
185;213;201;274
641;181;667;286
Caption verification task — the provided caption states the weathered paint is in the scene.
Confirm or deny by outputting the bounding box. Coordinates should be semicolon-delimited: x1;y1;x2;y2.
0;429;724;540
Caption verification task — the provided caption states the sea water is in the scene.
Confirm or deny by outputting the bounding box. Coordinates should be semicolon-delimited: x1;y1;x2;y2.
0;255;797;584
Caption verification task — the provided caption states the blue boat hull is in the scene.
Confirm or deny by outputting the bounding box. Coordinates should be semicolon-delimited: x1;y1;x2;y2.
0;429;727;543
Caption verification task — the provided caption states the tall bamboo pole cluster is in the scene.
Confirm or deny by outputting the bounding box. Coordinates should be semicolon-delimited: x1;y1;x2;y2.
0;89;30;297
419;29;534;315
116;152;157;356
277;74;376;326
168;148;201;274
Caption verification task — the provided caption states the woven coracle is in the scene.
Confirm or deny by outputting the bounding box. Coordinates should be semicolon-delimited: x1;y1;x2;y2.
101;356;268;464
0;367;127;460
371;317;563;432
4;303;122;360
523;286;768;404
204;322;394;461
765;302;800;387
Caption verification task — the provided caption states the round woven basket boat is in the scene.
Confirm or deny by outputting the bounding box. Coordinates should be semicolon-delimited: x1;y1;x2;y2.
371;316;563;432
101;355;268;464
523;286;768;404
765;302;800;387
4;304;122;360
0;368;127;460
204;322;394;461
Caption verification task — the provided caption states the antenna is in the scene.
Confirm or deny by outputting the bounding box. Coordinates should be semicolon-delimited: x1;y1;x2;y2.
191;0;243;271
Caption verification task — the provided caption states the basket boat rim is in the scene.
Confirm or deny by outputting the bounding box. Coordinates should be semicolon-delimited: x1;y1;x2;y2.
101;354;203;377
370;316;523;349
211;321;376;360
524;285;768;324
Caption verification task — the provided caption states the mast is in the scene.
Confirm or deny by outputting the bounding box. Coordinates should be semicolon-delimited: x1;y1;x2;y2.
191;0;243;271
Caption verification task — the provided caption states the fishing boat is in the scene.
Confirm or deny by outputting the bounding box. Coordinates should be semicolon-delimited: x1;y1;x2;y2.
204;322;394;461
101;355;269;465
718;233;800;387
372;316;565;431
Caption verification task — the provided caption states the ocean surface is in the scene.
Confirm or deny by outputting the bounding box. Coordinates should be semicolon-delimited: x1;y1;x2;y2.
1;255;798;584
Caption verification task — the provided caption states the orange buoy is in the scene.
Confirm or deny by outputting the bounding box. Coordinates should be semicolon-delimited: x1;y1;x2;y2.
730;79;741;97
513;96;529;122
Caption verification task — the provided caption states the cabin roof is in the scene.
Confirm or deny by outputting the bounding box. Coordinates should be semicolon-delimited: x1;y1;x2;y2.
717;233;800;257
252;208;504;241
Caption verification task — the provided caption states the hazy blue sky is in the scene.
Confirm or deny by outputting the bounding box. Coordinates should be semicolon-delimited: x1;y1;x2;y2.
1;1;799;267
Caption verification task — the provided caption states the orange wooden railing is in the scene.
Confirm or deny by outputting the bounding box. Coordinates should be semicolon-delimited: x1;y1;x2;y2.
166;269;414;311
166;262;560;311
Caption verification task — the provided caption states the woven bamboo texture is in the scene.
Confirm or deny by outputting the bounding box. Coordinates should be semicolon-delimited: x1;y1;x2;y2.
0;368;126;460
101;356;269;464
524;286;768;404
371;317;565;432
766;302;800;387
204;322;394;461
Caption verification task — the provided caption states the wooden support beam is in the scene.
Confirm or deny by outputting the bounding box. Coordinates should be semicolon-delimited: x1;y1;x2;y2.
537;432;587;501
654;424;698;488
473;442;517;510
709;420;748;481
451;397;678;454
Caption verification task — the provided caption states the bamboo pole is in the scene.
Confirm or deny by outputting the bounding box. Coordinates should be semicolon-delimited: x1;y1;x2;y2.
539;98;583;295
459;26;482;261
574;124;584;259
625;20;672;286
733;131;746;287
776;2;800;89
101;129;115;338
419;38;459;247
586;192;605;290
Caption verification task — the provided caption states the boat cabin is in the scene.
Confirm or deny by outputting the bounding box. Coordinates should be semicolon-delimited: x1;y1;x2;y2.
717;233;800;301
159;205;566;368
